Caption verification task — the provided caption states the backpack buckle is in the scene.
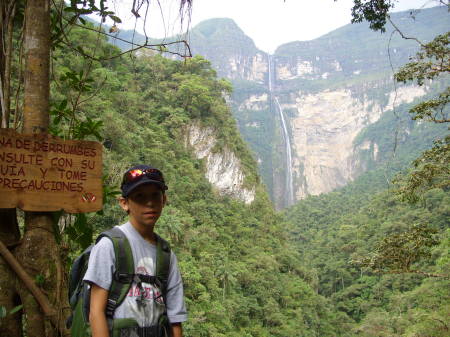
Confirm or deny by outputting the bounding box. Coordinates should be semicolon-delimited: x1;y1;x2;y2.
154;277;162;289
113;271;133;283
135;274;160;287
105;298;117;318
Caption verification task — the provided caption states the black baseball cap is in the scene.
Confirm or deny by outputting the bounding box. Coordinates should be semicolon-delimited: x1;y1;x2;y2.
121;164;168;197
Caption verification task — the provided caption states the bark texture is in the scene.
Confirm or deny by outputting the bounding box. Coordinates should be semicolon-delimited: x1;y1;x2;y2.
0;209;22;337
0;0;16;128
22;0;50;134
1;3;22;336
15;212;63;337
14;0;69;335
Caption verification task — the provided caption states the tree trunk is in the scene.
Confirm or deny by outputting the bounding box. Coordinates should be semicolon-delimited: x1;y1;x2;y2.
22;0;49;134
15;213;66;337
14;1;69;336
0;2;22;336
2;1;15;128
0;0;15;128
0;0;6;123
0;209;22;337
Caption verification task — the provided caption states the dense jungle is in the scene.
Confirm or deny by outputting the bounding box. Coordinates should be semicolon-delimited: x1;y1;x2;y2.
0;1;448;337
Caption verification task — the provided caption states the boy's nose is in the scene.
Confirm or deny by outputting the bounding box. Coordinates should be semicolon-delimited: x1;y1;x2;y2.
145;197;159;206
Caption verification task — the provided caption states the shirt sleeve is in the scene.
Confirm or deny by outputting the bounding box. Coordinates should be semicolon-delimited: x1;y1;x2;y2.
166;252;188;323
83;237;115;291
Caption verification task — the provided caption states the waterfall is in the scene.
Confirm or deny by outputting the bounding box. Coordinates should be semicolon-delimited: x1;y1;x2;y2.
268;55;295;206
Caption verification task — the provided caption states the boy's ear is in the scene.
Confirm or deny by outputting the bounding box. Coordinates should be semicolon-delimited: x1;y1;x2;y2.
119;196;129;212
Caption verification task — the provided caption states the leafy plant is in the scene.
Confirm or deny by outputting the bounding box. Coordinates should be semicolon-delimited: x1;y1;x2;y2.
0;306;6;319
347;0;396;32
35;274;45;287
50;69;104;141
395;32;450;123
355;224;441;276
0;305;23;320
393;135;450;203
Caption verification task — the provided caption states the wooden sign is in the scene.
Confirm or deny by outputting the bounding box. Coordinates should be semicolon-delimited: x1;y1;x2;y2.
0;129;102;213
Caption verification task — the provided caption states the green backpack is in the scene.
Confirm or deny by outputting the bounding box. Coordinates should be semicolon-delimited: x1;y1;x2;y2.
67;227;172;337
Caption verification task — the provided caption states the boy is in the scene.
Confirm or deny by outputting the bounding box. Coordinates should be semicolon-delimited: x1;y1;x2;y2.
84;165;187;337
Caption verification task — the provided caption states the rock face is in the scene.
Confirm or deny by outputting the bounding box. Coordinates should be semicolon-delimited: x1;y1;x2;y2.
232;60;430;206
184;123;256;204
239;94;268;111
286;86;426;198
233;78;428;203
219;8;444;208
228;52;268;83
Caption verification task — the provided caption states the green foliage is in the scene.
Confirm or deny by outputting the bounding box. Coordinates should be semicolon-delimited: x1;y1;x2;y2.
393;135;450;203
349;24;450;211
64;0;120;24
409;86;449;123
9;305;23;315
50;63;105;141
65;213;93;249
0;305;22;321
356;223;440;275
395;32;450;123
286;173;450;334
42;5;449;335
44;21;344;336
395;32;450;86
35;274;45;286
0;306;6;319
354;276;450;337
348;0;396;32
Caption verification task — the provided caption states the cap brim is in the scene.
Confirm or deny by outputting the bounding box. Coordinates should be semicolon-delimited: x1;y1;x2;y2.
122;178;167;197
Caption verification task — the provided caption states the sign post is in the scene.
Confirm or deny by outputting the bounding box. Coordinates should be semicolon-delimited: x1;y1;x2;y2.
0;129;102;212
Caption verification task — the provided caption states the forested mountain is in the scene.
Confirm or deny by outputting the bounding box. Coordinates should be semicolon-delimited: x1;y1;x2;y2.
112;6;449;209
65;13;448;336
48;22;347;337
1;2;448;337
284;168;449;336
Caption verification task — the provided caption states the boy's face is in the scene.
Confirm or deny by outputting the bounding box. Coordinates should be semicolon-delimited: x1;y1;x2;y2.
119;183;166;230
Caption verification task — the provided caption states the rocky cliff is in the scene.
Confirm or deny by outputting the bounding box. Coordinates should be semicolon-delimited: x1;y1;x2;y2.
225;6;448;208
112;6;449;208
184;122;256;204
286;85;426;198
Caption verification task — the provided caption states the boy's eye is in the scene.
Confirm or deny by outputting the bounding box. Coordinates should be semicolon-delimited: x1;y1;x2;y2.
131;191;162;202
151;192;162;199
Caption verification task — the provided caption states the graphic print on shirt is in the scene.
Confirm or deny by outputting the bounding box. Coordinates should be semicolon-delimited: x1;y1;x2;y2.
120;256;165;327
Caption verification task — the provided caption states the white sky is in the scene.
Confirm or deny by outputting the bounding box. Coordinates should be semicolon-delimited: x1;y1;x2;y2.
103;0;441;53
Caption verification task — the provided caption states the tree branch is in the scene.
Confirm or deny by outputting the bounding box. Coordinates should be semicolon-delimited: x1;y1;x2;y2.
49;3;192;61
387;15;425;47
70;21;192;59
0;239;69;336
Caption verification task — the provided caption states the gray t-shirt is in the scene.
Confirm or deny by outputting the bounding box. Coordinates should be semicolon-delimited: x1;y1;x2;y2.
84;222;187;326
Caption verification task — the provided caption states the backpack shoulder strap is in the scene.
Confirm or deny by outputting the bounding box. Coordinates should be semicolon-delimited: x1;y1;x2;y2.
98;227;134;318
68;244;94;307
155;234;171;299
